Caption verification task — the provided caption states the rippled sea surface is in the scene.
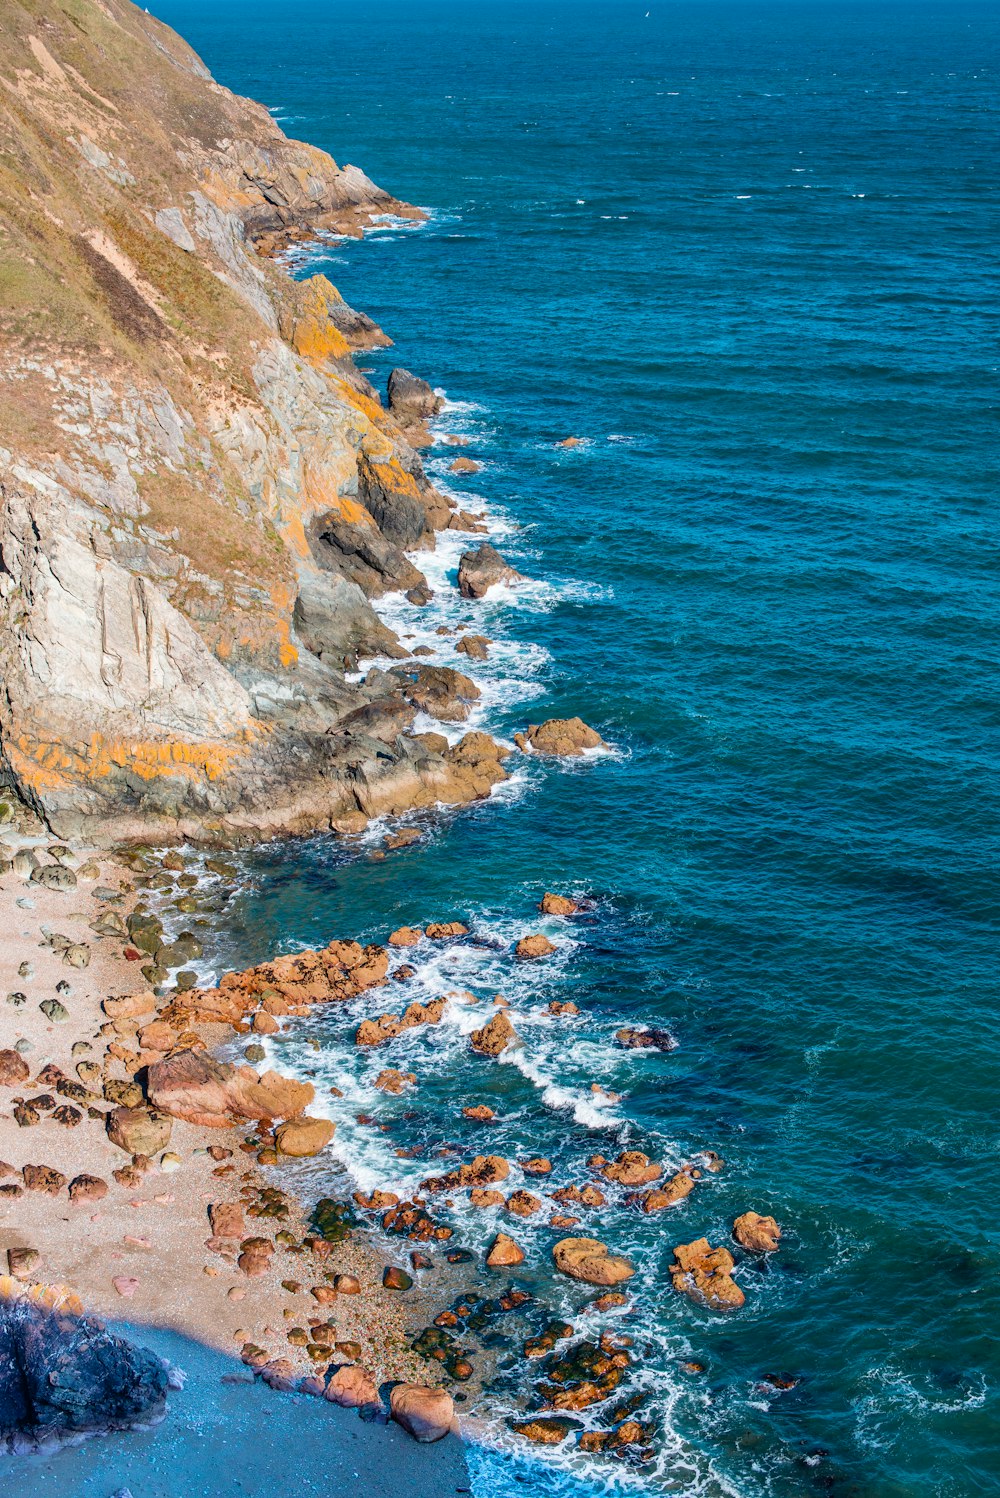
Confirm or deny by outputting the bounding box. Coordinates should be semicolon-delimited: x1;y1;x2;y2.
154;2;999;1493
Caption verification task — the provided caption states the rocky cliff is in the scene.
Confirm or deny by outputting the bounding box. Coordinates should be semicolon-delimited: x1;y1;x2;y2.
0;0;505;841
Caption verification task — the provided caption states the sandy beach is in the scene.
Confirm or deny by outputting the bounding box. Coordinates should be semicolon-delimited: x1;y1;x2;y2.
0;819;467;1493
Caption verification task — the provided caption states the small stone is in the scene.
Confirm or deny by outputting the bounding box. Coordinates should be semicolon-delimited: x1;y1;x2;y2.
383;1266;413;1291
39;998;70;1023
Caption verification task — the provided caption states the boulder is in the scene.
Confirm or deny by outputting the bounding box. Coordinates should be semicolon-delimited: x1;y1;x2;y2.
147;1051;313;1126
208;1202;246;1240
455;634;490;660
615;1026;677;1052
274;1116;335;1157
486;1232;525;1267
388;927;422;947
425;921;468;940
0;1289;169;1449
107;1108;172;1157
638;1172;694;1211
517;717;604;756
325;1363;380;1408
670;1238;745;1310
68;1175;108;1205
457;543;524;600
509;1416;577;1444
733;1211;781;1253
0;1050;29;1087
539;893;578;916
449;456;481;474
396;663;480;722
552;1237;635;1287
387;368;443;428
22;1165;66;1196
389;1383;457;1442
600;1150;662;1187
515;934;556;960
470;1010;519;1057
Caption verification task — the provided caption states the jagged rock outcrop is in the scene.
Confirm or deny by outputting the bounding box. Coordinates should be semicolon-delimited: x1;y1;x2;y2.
0;0;503;841
0;1281;169;1450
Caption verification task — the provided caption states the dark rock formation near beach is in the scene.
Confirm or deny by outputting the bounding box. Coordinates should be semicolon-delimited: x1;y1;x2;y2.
0;0;509;843
0;1287;169;1450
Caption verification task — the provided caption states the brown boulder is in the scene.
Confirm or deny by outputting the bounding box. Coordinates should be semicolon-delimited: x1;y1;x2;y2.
102;992;156;1021
449;456;481;474
457;543;524;600
22;1164;66;1195
469;1188;505;1207
552;1237;635;1287
425;921;468;940
519;717;604;757
670;1238;745;1310
274;1116;335;1157
455;634;490;660
506;1190;542;1217
389;927;422;947
639;1172;695;1212
539;893;579;916
509;1416;576;1445
515;934;556;960
209;1202;246;1240
325;1364;380;1409
375;1068;416;1094
462;1104;495;1122
107;1107;172;1157
68;1174;108;1204
422;1154;509;1192
733;1211;781;1253
0;1049;30;1086
389;1383;457;1442
486;1232;526;1268
147;1050;313;1126
601;1150;662;1187
470;1010;518;1057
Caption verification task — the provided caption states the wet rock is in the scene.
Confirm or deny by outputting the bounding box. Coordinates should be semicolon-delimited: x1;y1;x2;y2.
539;893;579;916
552;1237;635;1287
547;1000;578;1016
636;1172;694;1211
274;1116;335;1157
615;1026;677;1052
387;368;443;441
355;997;446;1047
591;1291;629;1311
107;1108;172;1158
455;633;490;660
383;1265;413;1291
0;1289;169;1447
670;1238;745;1310
388;926;422;947
425;921;468;940
449;456;481;474
516;718;604;757
422;1155;509;1192
522;1158;552;1175
374;1068;416;1094
462;1104;495;1122
335;1273;362;1295
486;1232;525;1268
469;1188;505;1207
506;1190;542;1217
396;663;480;722
0;1050;29;1086
325;1364;380;1408
389;1383;457;1442
457;543;524;600
600;1150;662;1187
470;1010;519;1057
509;1416;578;1445
733;1211;781;1253
515;934;556;960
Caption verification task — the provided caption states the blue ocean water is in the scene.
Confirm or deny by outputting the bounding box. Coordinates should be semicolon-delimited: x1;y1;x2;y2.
154;2;999;1493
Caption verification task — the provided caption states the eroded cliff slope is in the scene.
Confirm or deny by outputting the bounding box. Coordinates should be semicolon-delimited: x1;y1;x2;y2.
0;0;504;840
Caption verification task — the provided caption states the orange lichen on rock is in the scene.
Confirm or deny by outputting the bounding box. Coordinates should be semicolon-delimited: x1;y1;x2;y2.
7;727;262;792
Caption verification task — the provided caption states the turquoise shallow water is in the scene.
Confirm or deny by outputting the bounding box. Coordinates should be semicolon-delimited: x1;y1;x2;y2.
153;2;998;1493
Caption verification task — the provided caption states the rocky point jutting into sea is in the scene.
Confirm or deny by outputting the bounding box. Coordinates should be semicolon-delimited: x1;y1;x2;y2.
0;0;591;847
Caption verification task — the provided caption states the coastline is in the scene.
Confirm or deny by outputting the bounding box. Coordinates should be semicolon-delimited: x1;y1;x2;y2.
0;825;468;1489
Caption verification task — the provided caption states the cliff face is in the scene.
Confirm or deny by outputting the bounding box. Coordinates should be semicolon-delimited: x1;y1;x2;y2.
0;0;503;841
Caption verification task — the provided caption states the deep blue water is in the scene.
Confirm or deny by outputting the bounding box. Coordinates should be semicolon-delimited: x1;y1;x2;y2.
153;3;998;1494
